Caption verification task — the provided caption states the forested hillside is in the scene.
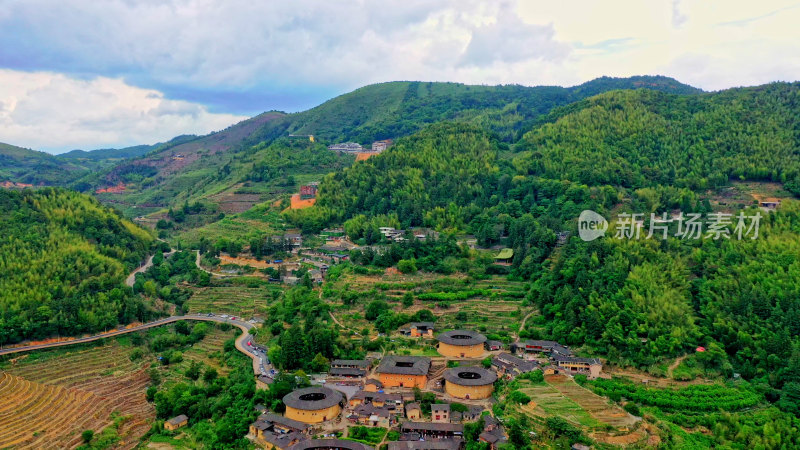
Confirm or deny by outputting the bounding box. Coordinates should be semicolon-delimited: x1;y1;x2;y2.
514;83;800;191
288;82;800;416
0;142;89;185
70;76;697;216
272;75;700;144
305;83;800;231
0;188;154;345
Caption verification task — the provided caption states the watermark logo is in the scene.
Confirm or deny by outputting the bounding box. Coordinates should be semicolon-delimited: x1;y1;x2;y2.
578;210;762;242
578;210;608;241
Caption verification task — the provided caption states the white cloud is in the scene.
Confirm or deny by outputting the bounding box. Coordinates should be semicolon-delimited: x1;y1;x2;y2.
0;70;246;153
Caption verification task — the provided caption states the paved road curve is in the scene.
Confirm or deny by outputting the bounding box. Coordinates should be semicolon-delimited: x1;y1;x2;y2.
125;249;176;287
0;314;270;377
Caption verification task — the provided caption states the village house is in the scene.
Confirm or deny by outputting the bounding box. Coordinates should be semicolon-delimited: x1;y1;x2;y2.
400;422;464;440
388;440;462;450
299;184;318;200
512;340;571;357
478;416;508;449
491;352;539;379
371;139;392;152
462;406;484;422
164;414;188;431
347;404;396;428
485;340;503;351
329;367;366;379
375;356;430;388
284;233;303;248
364;379;383;392
309;269;323;284
552;354;603;379
331;359;371;371
405;402;421;420
431;404;450;423
328;142;364;153
759;198;781;210
250;425;306;450
348;391;402;409
250;413;310;436
405;322;435;338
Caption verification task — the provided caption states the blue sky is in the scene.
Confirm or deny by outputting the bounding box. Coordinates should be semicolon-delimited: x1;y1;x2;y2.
1;0;799;153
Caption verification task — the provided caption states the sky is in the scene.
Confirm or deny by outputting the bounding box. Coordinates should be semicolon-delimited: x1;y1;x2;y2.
1;0;799;154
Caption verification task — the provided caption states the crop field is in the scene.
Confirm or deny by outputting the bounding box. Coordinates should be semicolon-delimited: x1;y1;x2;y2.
184;284;281;316
0;343;153;449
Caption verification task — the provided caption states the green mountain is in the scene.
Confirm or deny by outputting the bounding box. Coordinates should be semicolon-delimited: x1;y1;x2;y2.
85;76;699;215
514;82;800;190
0;188;154;345
267;75;701;144
0;137;199;186
0;142;89;185
309;82;800;228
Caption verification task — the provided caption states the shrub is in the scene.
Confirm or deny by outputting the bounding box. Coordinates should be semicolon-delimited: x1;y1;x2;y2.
623;402;641;416
81;430;94;444
398;259;418;274
508;390;531;405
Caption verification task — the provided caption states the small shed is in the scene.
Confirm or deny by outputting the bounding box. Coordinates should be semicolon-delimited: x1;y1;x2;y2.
165;414;188;431
493;248;514;265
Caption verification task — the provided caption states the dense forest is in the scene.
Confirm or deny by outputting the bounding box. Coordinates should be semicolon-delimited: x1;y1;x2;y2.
514;83;800;191
0;188;154;344
276;76;700;144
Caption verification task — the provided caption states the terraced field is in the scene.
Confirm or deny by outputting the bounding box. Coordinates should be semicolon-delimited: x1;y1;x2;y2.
180;328;236;377
547;375;639;429
185;284;280;316
328;272;532;337
0;344;153;449
517;380;602;427
516;375;638;431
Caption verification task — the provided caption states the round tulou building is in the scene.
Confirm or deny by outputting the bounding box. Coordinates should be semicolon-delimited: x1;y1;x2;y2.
288;439;373;450
443;366;498;399
283;386;344;424
436;330;487;358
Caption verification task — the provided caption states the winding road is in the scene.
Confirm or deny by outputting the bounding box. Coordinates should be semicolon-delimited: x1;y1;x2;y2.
0;314;271;377
125;249;175;287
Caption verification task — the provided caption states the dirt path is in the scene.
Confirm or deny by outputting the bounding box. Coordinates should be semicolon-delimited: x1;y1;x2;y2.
518;310;535;335
667;355;687;378
329;311;349;331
